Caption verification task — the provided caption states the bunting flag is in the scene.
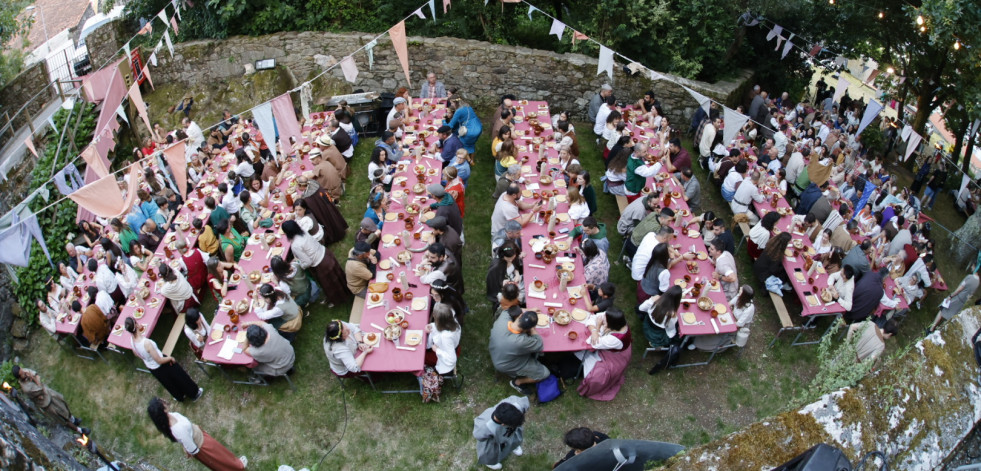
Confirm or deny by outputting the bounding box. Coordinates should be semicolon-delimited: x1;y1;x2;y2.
162;142;187;199
172;0;181;20
428;0;436;20
901;124;913;142
766;25;782;42
340;56;359;83
413;8;425;19
171;16;179;36
157;10;168;26
781;34;794;59
809;45;822;57
253;102;278;162
904;131;922;162
834;55;848;68
68;164;141;219
527;5;537;20
299;83;312;120
155;40;163;55
443;0;450;13
115;103;129;125
123;42;131;59
128;82;152;132
365;39;378;69
856;99;883;136
164;31;174;57
549;18;565;40
722;106;750;145
683;86;711;117
650;70;665;81
271;93;303;149
775;33;786;51
864;69;880;84
137;22;153;35
80;145;110;178
24;136;37;157
572;31;588;45
597;46;614;79
148;52;158;67
142;65;154;90
830;76;848;110
389;21;412;85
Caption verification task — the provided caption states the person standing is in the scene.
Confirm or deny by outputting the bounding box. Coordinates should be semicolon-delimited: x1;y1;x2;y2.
147;397;247;470
12;365;83;429
928;270;980;333
473;395;530;470
126;318;203;402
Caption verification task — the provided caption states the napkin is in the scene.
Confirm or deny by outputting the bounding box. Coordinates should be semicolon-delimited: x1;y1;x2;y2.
711;319;719;334
556;257;573;263
525;183;540;190
527;290;547;300
543;302;564;308
681;298;697;303
217;339;238;360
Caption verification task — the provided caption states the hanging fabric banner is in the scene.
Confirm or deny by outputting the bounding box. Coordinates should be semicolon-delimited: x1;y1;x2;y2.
171;16;179;36
340;56;359;83
253;102;278;162
69;164;141;219
128;82;152;133
722;106;750;145
443;0;451;13
116;103;129;126
781;35;794;59
164;31;175;57
856;100;883;136
597;46;614;79
53;163;84;195
148;52;158;67
365;39;378;69
413;8;425;19
428;0;436;20
830;76;848;111
904;131;922;162
901;124;913;142
766;25;782;42
0;212;53;267
162;142;187;199
80;145;109;178
683;86;712;117
389;21;412;86
864;69;880;85
299;83;312;120
271;93;303;149
24;136;37;157
527;5;537;20
142;65;154;90
549;18;565;40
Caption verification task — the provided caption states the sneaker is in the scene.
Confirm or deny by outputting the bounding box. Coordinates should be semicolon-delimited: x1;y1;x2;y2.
194;388;204;401
513;446;523;456
486;464;502;470
509;379;525;394
71;417;82;426
239;456;248;467
248;375;265;385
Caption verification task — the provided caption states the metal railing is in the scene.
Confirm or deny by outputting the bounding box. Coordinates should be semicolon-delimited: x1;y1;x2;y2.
0;78;79;149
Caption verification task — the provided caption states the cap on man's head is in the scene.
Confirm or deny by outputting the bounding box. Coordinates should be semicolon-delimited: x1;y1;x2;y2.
360;218;377;232
353;241;372;255
437;125;452;134
601;83;613;91
425;216;448;230
427;184;446;198
393;97;407;105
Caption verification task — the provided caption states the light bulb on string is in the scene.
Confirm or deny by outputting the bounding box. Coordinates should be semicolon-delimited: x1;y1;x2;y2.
954;40;961;50
886;67;894;74
920;26;926;32
829;0;834;4
878;12;884;19
916;15;924;26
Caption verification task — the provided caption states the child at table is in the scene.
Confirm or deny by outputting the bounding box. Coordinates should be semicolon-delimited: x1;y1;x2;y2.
425;304;461;375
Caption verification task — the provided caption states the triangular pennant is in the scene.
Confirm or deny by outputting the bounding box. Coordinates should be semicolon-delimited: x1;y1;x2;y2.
901;124;913;142
155;40;163;54
170;16;179;36
413;8;425;19
172;0;181;20
365;39;378;69
527;5;537;20
597;46;614;79
904;131;922;161
80;145;110;178
572;31;588;45
128;82;153;132
142;65;154;90
428;0;436;21
162;142;188;199
856;99;883;136
389;21;412;85
549;18;565;40
766;25;783;42
123;42;131;58
24;136;37;157
830;76;848;110
443;0;450;14
782;38;794;59
683;86;712;117
722;106;750;145
115;103;129;125
775;34;786;51
137;22;153;35
157;10;168;26
340;56;359;83
864;69;880;84
163;31;174;57
148;52;158;67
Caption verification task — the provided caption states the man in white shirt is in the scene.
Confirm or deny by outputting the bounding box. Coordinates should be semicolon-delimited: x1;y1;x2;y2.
721;160;748;202
182;117;205;150
817;118;832;143
630;226;676;282
828;265;855;311
219;183;243;216
698;117;719;169
730;171;765;223
387;97;407;138
90;259;124;306
593;96;615;137
773;123;789;159
708;239;739;300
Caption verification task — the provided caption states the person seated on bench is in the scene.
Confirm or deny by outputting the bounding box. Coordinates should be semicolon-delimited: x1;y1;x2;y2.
323;320;375;378
691;285;755;351
243;322;295;381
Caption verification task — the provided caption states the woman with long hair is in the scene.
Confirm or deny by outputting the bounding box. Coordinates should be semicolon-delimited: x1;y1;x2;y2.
182;308;211;359
77;220;103;248
283;220;350;305
430;278;466;327
605;146;630;196
205;257;236;301
215;219;248;263
270;255;319;307
147;397;246;470
567;186;590;222
157;264;200;313
581;238;610;290
753;231;792;286
485;241;524;307
577;307;632;401
640;285;682;348
254;283;302;341
425;304;461;374
128;318;202;402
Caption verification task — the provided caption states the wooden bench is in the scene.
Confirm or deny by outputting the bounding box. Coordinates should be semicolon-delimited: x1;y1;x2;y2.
615;195;629;213
735;221;751;253
767;292;799;347
349;298;365;324
161;314;186;357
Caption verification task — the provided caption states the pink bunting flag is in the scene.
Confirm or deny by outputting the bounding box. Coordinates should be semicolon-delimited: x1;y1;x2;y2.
162;141;188;199
340;56;359;83
80;145;109;178
271;93;303;149
572;31;589;45
24;136;37;157
809;45;822;57
389;21;412;86
864;69;881;84
69;164;141;219
127;82;152;133
443;0;450;13
170;17;179;35
142;64;154;90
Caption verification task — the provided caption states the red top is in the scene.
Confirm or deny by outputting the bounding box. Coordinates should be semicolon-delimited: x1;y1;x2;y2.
445;179;465;217
182;249;208;299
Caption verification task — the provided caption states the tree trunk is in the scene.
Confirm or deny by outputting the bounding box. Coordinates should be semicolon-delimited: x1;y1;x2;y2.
911;92;932;136
952;210;981;265
952;118;970;175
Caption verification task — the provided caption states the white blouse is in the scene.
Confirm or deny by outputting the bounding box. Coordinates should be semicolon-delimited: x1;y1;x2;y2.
426;323;461;374
183;316;211;350
324;321;362;375
169;412;199;454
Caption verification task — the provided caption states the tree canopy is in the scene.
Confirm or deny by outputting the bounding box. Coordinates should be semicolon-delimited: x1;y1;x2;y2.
0;1;33;88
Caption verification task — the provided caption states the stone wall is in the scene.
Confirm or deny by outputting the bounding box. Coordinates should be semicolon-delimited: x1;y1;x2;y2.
0;61;54;149
148;29;750;125
85;19;130;72
660;307;981;470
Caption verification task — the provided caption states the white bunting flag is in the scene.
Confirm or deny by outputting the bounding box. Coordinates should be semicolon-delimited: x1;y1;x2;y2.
901;124;913;142
163;31;174;57
116;103;129;125
781;34;794;59
158;10;168;26
148;52;158;67
722;106;749;145
856;100;883;136
428;0;436;21
365;39;378;69
413;8;425;19
830;76;848;111
766;25;782;42
173;0;181;20
597;46;614;79
549;18;565;40
904;131;922;161
340;56;359;83
123;42;131;58
528;5;537;20
683;86;712;117
253;102;277;162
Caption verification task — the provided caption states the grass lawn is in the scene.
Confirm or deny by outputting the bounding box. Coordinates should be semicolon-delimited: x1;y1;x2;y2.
18;114;973;470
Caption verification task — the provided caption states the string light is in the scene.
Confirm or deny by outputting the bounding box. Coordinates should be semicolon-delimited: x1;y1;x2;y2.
954;40;961;50
878;12;884;19
829;0;834;4
920;26;926;32
886;66;895;74
916;15;924;25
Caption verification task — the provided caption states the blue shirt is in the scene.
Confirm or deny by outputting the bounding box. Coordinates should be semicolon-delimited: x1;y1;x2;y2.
451;160;471;187
440;134;464;163
374;139;403;164
364;207;383;231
